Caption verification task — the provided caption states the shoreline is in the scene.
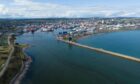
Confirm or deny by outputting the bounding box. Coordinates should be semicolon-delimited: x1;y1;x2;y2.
10;46;32;84
77;29;140;41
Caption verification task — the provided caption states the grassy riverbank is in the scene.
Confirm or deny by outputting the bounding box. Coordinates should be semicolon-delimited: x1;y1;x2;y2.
0;44;28;84
0;46;9;71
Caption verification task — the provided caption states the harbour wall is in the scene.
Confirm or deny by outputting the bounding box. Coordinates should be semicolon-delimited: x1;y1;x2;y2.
58;38;140;63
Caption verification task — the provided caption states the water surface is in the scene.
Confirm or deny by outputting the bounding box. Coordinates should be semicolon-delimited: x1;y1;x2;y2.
17;30;140;84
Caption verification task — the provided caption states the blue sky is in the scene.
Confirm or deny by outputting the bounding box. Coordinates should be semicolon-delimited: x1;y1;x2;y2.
0;0;140;18
34;0;139;7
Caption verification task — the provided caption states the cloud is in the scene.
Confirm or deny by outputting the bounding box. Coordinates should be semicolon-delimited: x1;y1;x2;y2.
0;0;139;18
0;4;8;14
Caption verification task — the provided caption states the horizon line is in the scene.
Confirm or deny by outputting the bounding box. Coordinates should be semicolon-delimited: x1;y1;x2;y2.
0;17;140;19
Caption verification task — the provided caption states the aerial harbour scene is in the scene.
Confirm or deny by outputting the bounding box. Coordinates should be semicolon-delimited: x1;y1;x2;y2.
0;0;140;84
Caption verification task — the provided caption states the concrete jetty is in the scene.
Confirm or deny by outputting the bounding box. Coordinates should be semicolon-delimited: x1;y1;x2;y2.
58;38;140;63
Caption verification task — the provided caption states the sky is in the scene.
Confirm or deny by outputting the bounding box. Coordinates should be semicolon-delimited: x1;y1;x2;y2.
0;0;140;18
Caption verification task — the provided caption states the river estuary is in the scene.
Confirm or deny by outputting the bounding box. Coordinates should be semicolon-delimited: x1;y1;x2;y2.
17;29;140;84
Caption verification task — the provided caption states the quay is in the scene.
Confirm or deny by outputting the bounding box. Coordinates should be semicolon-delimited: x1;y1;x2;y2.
58;38;140;63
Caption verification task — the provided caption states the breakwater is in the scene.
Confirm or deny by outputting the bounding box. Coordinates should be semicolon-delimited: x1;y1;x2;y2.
58;38;140;63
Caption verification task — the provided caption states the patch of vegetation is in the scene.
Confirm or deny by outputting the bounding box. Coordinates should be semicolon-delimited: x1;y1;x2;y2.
0;36;8;46
19;44;29;49
0;46;10;54
0;46;9;71
63;37;68;40
72;38;77;42
0;58;6;71
0;44;26;84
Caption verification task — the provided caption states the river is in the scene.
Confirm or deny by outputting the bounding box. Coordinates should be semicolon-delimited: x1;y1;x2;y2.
17;29;140;84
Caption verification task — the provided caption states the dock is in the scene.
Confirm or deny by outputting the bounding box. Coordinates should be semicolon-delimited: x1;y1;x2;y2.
58;38;140;63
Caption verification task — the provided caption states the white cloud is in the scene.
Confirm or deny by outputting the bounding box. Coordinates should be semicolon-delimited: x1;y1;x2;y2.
0;0;139;18
0;4;8;15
